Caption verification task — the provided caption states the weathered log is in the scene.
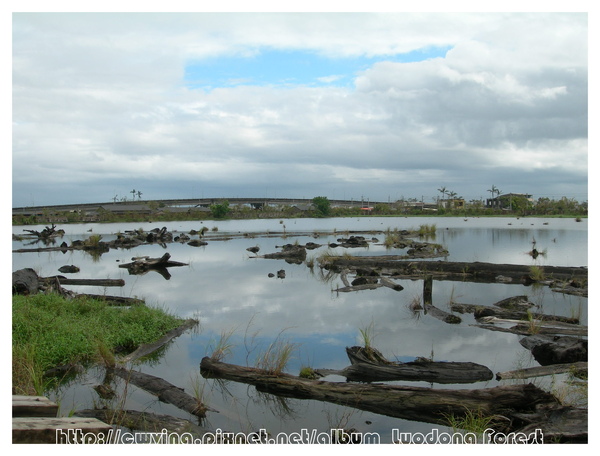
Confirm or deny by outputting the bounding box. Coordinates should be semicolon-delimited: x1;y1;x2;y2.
328;362;494;384
496;362;588;380
118;319;199;364
450;303;579;324
261;245;307;264
335;283;382;293
477;317;587;336
338;346;492;384
112;367;215;418
323;259;587;283
119;253;187;269
74;294;145;306
520;335;588;366
76;409;211;438
199;357;556;428
493;295;535;309
12;268;40;295
118;253;188;277
471;323;587;337
42;276;125;287
424;303;462;324
379;277;404;291
511;405;588;443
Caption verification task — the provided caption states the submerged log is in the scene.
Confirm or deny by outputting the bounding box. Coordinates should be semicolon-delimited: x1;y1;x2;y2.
322;258;587;284
476;317;587;336
496;362;588;381
112;367;214;418
450;303;579;324
200;357;556;429
511;405;588;443
420;276;461;323
76;409;211;438
261;245;307;264
118;319;199;364
320;347;494;384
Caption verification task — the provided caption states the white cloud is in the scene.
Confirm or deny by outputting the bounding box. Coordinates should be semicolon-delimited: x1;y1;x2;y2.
11;12;588;206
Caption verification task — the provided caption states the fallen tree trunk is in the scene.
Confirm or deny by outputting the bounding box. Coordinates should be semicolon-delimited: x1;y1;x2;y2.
328;346;492;384
511;405;588;443
76;409;211;438
320;361;493;384
323;259;587;284
112;367;214;418
199;357;556;429
450;303;579;324
471;323;587;337
74;294;145;306
477;317;587;336
42;276;125;287
118;319;199;364
496;362;588;381
118;253;188;277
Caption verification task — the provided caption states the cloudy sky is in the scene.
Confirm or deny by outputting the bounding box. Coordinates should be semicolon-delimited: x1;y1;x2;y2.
12;10;588;207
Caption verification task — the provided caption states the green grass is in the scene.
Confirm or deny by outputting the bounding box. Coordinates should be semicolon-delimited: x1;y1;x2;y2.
12;293;183;395
255;334;298;375
529;265;545;281
444;408;502;436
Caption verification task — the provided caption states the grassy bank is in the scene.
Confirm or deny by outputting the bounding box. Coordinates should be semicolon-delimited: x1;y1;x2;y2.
12;293;183;395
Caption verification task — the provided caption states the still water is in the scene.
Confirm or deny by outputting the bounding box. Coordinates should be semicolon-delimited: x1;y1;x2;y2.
12;217;588;441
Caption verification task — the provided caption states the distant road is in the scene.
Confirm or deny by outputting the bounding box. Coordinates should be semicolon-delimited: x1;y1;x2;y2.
13;197;382;214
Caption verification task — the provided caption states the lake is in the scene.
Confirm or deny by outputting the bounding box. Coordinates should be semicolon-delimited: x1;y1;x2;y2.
12;216;588;442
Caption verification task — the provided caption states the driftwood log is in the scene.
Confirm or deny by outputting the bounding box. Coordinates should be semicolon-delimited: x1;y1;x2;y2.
261;245;307;264
322;259;587;284
118;319;199;364
112;367;214;418
496;362;588;381
200;357;556;429
42;276;125;287
317;346;493;384
76;409;211;438
118;253;188;278
451;303;579;324
476;317;587;337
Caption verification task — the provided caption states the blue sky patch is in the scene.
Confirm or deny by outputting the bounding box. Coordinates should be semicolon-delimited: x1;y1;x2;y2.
184;46;451;89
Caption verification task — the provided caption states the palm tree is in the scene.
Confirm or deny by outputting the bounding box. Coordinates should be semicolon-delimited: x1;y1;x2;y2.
130;189;136;201
487;185;500;208
437;186;447;206
137;190;143;200
448;191;458;209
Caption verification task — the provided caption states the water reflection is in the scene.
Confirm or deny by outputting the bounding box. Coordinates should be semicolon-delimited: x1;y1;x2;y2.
12;217;587;438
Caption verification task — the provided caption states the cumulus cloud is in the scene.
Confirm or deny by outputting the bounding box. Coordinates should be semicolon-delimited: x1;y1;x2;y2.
12;12;588;206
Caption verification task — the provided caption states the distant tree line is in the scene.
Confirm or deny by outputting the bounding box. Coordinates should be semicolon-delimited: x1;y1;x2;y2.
12;195;587;226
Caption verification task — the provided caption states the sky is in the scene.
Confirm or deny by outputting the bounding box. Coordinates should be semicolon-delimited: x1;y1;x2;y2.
11;8;590;207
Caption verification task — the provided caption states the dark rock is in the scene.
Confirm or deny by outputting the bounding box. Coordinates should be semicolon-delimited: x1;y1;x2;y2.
520;335;588;366
277;270;286;279
58;265;80;273
12;268;40;295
